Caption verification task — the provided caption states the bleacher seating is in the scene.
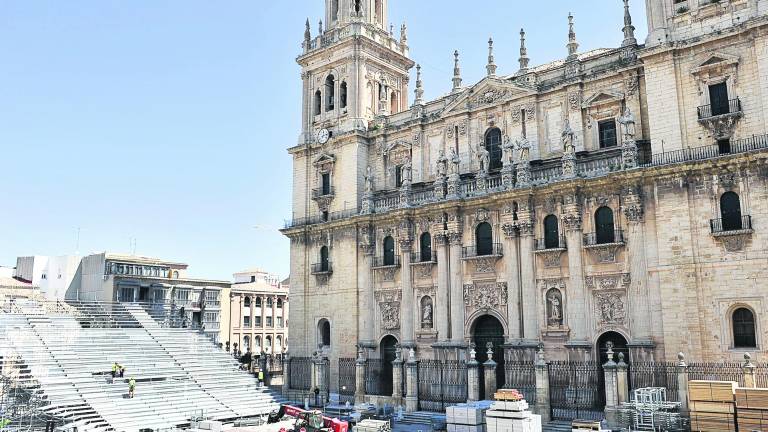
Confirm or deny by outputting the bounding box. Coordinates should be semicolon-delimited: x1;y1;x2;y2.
0;300;283;432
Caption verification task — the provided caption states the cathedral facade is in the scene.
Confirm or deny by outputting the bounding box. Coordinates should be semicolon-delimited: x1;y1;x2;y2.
283;0;768;387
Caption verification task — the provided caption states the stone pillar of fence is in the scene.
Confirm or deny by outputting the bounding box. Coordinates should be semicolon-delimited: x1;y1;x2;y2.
355;347;366;404
533;346;551;423
483;343;498;399
312;351;330;406
282;353;290;396
676;352;689;415
743;352;756;388
405;348;419;412
616;352;629;404
603;346;620;428
467;344;480;402
392;347;404;404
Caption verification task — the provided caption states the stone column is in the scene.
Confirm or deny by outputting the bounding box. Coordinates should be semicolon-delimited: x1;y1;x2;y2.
260;296;266;329
467;345;480;402
435;233;451;341
743;353;757;388
616;353;629;405
449;232;465;342
282;353;291;396
392;348;404;403
312;354;329;406
623;186;653;347
603;348;620;428
405;348;419;412
483;344;498;400
676;353;689;415
354;348;366;404
502;223;522;340
518;211;538;343
563;195;591;355
249;296;255;335
358;226;376;346
400;238;415;345
534;346;551;423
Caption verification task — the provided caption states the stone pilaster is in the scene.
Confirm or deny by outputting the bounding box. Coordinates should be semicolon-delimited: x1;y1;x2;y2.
603;348;620;428
400;238;415;345
483;344;498;400
676;353;689;415
743;353;757;388
533;347;551;423
518;206;538;342
405;348;419;412
312;353;330;406
502;222;522;340
467;345;480;402
355;348;366;404
617;353;629;405
435;233;450;341
282;353;291;396
358;226;376;347
623;186;652;345
449;232;465;342
563;194;588;344
392;349;404;402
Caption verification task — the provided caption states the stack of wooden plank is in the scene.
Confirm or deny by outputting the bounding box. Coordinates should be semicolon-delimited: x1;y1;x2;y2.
688;381;737;432
736;387;768;431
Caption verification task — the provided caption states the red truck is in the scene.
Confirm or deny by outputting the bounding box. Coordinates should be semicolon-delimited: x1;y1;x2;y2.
277;405;349;432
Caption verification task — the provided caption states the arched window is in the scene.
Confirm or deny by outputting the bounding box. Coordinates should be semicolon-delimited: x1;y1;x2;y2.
340;82;348;109
314;90;322;116
390;91;398;113
243;335;250;351
330;0;339;21
476;222;493;256
266;336;273;350
485;128;503;171
420;232;432;262
319;319;331;346
383;236;395;266
255;336;262;350
320;246;330;272
255;297;262;308
325;75;335;111
243;297;251;308
595;206;615;244
276;336;282;351
720;191;743;231
733;308;756;348
267;297;273;308
277;298;283;309
354;0;361;14
544;215;560;249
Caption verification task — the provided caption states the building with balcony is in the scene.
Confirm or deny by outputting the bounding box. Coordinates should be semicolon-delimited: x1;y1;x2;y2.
283;0;768;394
226;269;289;356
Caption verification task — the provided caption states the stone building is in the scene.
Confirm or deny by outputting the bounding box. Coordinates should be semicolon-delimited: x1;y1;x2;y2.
225;269;289;355
283;0;768;391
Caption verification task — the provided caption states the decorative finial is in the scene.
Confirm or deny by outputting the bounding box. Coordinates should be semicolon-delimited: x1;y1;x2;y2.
487;37;497;77
400;23;408;46
304;19;311;43
452;50;462;92
622;0;637;47
567;13;579;60
414;64;424;105
519;29;530;72
744;352;755;368
677;352;687;367
318;19;323;35
486;342;494;360
617;352;626;365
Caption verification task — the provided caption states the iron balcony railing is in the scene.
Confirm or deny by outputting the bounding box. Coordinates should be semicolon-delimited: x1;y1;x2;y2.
710;215;752;234
534;235;567;251
311;261;333;274
284;208;359;229
641;134;768;167
583;229;625;246
410;251;437;264
372;255;401;268
697;98;742;119
311;187;335;199
462;243;503;258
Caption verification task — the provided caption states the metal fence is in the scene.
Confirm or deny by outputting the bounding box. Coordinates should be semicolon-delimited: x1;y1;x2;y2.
629;362;680;402
418;360;468;412
364;358;388;396
548;361;605;421
687;362;746;386
288;357;312;391
504;361;537;404
338;358;356;404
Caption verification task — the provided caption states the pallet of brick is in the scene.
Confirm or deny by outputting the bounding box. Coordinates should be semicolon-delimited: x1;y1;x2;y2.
689;380;738;403
355;419;391;432
689;411;736;432
494;389;525;402
485;401;541;432
446;401;492;432
736;387;768;410
571;419;609;432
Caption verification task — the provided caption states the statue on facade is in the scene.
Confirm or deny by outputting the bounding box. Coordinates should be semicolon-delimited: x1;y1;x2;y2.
476;143;490;173
561;119;576;155
502;135;515;167
515;137;531;163
364;165;374;193
618;107;637;143
421;298;433;329
401;155;412;184
436;150;448;177
547;289;563;327
449;148;461;175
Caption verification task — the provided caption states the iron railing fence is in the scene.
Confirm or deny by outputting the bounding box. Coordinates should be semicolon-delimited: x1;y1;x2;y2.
504;361;537;403
710;215;752;234
629;361;680;402
417;360;468;412
338;358;356;404
364;359;388;396
461;243;503;258
311;261;333;274
583;229;625;246
641;133;768;168
410;250;437;264
283;208;359;229
372;256;401;268
697;97;741;119
534;235;567;251
311;187;335;199
548;361;605;422
687;362;747;386
288;357;312;391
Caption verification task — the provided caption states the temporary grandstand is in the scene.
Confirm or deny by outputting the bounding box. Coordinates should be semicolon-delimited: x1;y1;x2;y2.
0;300;283;432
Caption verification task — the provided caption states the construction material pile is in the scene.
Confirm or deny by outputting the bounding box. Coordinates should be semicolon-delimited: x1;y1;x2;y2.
445;401;492;432
688;380;737;432
485;389;541;432
735;387;768;431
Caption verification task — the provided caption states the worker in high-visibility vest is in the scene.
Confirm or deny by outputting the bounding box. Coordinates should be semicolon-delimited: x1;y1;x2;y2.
258;370;264;386
128;378;136;398
111;362;119;379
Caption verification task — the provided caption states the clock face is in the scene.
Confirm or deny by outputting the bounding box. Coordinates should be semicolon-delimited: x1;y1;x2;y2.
317;128;330;144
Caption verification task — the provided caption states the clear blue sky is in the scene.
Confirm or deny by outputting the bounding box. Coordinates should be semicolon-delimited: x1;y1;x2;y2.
0;1;647;281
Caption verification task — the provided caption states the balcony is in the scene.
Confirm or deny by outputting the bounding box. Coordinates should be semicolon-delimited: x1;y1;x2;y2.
410;251;437;264
698;98;742;120
311;261;333;275
283;208;358;229
372;256;400;268
312;187;335;199
461;243;503;259
534;236;567;251
583;230;625;247
710;215;753;235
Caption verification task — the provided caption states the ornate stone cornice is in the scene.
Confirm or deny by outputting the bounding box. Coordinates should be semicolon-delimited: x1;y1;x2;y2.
501;223;518;239
448;231;463;245
562;213;582;231
517;220;534;237
434;232;449;246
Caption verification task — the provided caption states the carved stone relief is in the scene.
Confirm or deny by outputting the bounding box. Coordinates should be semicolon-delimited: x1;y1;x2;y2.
585;273;631;291
595;292;627;326
376;290;402;330
463;282;508;314
472;258;496;274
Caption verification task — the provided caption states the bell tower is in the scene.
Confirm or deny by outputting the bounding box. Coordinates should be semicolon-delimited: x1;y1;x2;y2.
298;0;412;141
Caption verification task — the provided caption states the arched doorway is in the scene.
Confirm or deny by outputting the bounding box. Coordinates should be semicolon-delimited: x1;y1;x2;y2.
379;335;398;396
596;331;629;365
472;315;505;399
